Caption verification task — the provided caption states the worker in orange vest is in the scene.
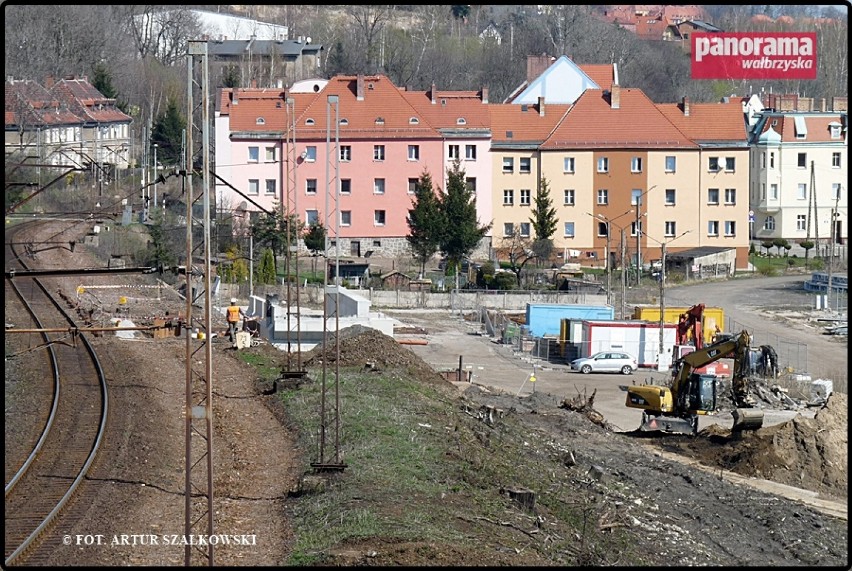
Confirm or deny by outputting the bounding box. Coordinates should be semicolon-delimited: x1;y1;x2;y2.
226;297;244;342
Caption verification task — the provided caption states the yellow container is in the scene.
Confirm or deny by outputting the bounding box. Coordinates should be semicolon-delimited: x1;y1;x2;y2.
632;305;725;342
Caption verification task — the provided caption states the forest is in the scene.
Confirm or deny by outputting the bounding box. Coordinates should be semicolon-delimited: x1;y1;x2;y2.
4;4;848;145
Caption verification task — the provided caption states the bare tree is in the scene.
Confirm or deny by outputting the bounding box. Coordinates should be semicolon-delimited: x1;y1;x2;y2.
346;5;395;73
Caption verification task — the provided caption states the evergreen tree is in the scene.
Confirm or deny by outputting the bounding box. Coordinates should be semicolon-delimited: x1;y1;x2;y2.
438;160;491;288
406;169;444;278
91;62;129;114
529;176;558;266
151;99;186;166
250;204;302;277
303;221;327;274
257;247;276;285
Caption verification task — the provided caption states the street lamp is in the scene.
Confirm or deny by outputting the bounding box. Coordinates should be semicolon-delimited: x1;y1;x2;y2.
633;186;656;285
643;229;690;372
587;209;633;312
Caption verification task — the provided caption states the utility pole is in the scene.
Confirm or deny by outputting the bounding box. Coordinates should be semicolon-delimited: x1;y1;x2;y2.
646;229;690;372
620;228;627;320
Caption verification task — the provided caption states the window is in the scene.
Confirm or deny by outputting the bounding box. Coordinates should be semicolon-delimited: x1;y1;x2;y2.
409;117;419;125
769;152;775;169
724;221;736;236
597;222;608;237
832;183;842;200
408;178;418;194
832;152;842;168
797;184;807;200
797;152;807;168
373;178;385;194
597;157;609;173
597;189;608;205
769;184;778;200
503;222;514;237
340;179;351;194
763;216;775;231
466;177;477;192
665;221;676;237
265;179;276;195
519;157;531;173
724;188;736;205
665;156;676;172
708;220;719;236
725;157;735;172
564;157;575;173
563;189;575;205
761;182;766;199
631;189;643;206
830;123;842;139
265;147;276;162
306;179;317;195
248;179;259;194
374;210;386;226
248;146;259;162
448;144;460;160
519;222;530;237
502;157;514;173
306;209;318;225
708;188;719;204
340;210;351;226
304;146;317;162
564;222;575;237
631;221;643;236
520;189;531;206
797;215;807;231
503;189;514;205
708;157;720;172
373;240;381;247
340;146;352;161
408;145;420;160
761;152;766;168
665;188;676;205
631;157;643;173
374;145;385;161
465;145;477;160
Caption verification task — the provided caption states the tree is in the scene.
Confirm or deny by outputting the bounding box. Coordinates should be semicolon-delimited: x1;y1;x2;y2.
772;238;788;257
250;206;303;277
406;169;444;278
438;160;491;289
529;176;558;267
761;239;774;256
150;98;185;166
91;62;128;113
140;209;175;270
303;221;327;274
496;233;537;287
799;240;815;269
256;247;276;285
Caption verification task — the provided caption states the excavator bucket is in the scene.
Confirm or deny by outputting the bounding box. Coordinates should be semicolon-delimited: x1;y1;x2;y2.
731;408;764;431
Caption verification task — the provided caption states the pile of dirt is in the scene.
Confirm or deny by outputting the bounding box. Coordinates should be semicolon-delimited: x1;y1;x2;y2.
683;392;848;500
301;325;453;387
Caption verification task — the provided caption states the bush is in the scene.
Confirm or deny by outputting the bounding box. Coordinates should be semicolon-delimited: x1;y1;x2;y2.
758;266;778;277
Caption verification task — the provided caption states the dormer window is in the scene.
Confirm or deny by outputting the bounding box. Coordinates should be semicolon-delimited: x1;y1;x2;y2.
456;117;466;125
375;117;385;125
256;117;265;125
409;117;419;125
305;118;315;126
829;122;842;139
368;82;375;90
340;118;349;125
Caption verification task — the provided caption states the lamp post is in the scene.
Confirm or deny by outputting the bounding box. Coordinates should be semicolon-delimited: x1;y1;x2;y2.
644;229;690;372
633;186;656;285
152;143;159;216
588;209;633;312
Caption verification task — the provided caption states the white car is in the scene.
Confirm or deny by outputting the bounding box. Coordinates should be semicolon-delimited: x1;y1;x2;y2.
571;352;638;375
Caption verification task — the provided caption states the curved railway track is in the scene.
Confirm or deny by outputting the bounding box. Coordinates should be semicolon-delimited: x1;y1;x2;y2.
4;221;109;565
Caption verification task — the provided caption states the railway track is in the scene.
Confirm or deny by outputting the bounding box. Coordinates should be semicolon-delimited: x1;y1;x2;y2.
4;221;109;565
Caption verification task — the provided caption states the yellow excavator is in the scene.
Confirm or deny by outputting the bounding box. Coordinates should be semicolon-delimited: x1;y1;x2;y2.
625;330;765;435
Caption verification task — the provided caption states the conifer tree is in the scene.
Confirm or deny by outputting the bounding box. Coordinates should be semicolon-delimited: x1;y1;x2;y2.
529;176;558;266
406;169;444;278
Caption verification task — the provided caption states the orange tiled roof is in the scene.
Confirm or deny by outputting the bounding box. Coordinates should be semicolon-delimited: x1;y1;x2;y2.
578;64;615;91
656;100;747;142
771;115;846;143
542;88;696;149
489;103;572;144
399;89;491;130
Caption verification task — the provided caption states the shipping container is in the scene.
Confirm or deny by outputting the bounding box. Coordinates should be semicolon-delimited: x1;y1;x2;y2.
580;320;677;369
525;303;614;338
632;305;725;343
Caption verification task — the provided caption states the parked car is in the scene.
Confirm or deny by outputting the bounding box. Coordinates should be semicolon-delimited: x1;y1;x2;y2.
570;352;638;375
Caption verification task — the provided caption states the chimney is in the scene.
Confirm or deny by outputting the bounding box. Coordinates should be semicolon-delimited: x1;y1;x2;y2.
610;85;620;110
820;98;827;112
538;96;545;117
682;95;690;116
356;74;365;101
45;75;55;88
250;79;257;88
430;82;436;105
232;88;238;105
481;87;488;104
526;53;551;82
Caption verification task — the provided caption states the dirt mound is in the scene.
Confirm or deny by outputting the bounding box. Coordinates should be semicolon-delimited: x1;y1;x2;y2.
301;325;452;387
684;393;848;500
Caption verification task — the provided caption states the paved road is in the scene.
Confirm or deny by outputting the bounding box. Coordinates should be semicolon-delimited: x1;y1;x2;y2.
387;274;843;432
